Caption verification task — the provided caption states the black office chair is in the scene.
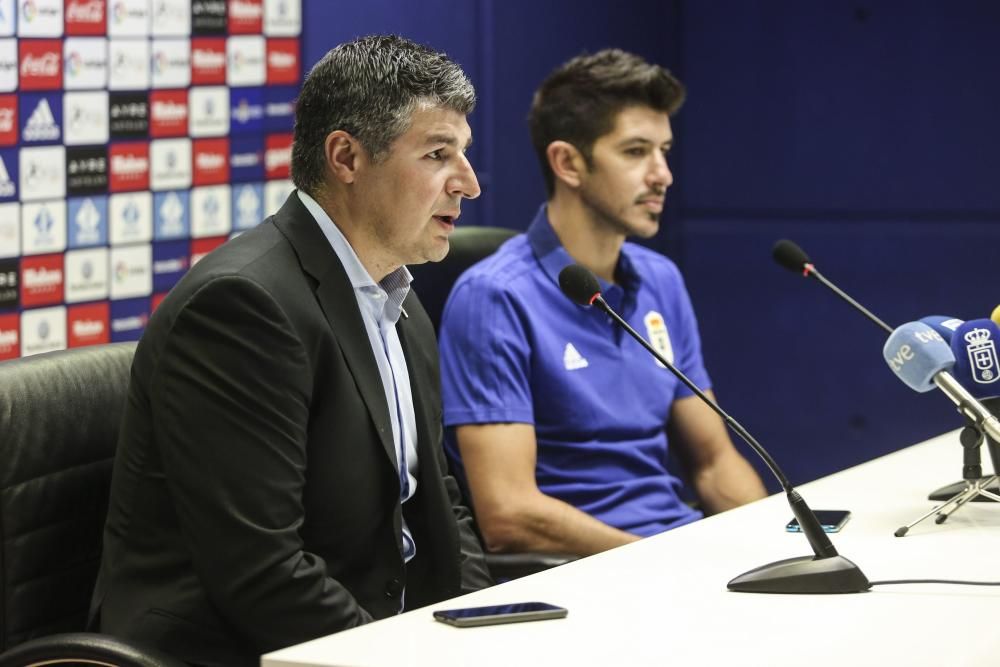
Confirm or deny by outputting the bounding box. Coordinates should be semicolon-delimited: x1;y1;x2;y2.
0;343;186;667
409;225;520;332
410;226;577;580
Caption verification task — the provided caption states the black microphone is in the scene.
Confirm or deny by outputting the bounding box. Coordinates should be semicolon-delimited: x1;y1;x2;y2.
558;264;870;594
772;239;893;334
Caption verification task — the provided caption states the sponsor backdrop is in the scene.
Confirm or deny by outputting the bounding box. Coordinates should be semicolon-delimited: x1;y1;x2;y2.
0;0;301;359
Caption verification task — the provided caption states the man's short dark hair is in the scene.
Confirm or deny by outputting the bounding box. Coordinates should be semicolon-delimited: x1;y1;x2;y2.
529;49;686;195
291;34;476;196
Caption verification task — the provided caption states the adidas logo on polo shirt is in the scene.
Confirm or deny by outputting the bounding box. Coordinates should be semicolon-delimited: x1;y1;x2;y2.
563;342;589;370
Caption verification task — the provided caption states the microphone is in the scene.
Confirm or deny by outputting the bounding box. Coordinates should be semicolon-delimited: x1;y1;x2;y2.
558;264;870;594
882;322;1000;442
919;315;964;343
772;239;892;334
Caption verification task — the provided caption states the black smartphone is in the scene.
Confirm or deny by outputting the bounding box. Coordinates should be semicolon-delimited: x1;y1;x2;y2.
433;602;568;628
786;509;851;533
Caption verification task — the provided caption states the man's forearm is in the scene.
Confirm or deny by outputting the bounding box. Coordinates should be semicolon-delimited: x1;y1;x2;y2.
478;492;640;557
693;451;768;514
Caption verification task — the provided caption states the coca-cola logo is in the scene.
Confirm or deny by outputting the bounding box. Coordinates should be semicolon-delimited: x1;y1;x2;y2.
21;53;59;77
67;0;104;22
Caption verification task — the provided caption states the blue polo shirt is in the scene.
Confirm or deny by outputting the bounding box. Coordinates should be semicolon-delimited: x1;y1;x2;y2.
439;205;710;537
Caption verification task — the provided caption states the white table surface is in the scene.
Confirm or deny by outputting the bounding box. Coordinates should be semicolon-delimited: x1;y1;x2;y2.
262;430;1000;667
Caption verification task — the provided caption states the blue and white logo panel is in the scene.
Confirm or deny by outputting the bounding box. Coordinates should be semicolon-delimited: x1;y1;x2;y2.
67;195;108;248
109;191;153;245
230;86;264;135
231;182;263;231
152;239;188;292
0;147;18;202
19;92;63;144
110;297;149;342
153;189;190;240
21;199;67;255
230;135;263;182
191;184;231;238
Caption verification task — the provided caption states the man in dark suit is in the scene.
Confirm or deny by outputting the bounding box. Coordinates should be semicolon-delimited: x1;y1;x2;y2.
91;35;492;665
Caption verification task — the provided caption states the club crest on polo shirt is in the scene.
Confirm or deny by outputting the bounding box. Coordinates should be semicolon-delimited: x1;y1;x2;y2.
644;311;673;367
563;342;588;371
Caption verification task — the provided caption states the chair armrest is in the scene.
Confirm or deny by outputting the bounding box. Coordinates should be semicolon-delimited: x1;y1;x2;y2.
0;632;188;667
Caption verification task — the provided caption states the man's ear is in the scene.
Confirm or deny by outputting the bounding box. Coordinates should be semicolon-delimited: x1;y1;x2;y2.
325;130;363;184
546;140;587;190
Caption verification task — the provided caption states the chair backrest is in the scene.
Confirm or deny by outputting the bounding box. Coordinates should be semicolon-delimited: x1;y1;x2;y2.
409;226;518;333
0;343;136;650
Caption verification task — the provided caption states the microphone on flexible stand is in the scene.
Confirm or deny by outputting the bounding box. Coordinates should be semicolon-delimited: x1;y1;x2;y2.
557;264;870;594
772;240;892;334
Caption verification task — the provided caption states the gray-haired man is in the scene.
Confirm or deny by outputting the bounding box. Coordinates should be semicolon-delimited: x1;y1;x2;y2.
92;35;491;665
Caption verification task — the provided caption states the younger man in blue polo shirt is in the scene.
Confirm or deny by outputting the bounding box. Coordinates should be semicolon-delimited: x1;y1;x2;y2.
439;49;767;557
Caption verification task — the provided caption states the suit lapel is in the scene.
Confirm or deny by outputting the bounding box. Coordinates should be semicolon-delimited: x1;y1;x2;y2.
272;192;396;468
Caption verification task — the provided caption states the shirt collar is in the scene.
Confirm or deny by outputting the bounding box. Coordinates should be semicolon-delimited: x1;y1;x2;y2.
297;190;412;323
526;203;642;298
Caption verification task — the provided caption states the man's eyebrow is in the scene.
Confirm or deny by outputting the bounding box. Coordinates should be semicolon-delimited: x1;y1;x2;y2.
426;134;474;150
617;136;673;148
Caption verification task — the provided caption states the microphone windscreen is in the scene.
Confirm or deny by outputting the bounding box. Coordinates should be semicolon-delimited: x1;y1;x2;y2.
558;264;601;306
772;239;810;273
950;319;1000;398
883;322;955;393
992;305;1000;326
918;315;965;344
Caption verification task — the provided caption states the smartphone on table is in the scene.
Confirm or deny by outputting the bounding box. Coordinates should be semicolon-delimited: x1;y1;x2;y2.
433;602;568;628
786;509;851;533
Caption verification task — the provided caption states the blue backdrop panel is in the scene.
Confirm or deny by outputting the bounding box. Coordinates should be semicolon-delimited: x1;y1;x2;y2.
678;1;1000;213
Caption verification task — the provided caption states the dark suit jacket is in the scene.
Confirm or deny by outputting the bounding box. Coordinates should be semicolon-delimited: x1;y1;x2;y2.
92;193;492;666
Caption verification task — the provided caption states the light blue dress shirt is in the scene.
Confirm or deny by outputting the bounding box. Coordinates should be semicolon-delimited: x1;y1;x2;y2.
297;190;418;565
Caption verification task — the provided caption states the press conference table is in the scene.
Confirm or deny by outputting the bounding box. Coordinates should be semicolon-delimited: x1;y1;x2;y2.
262;430;1000;667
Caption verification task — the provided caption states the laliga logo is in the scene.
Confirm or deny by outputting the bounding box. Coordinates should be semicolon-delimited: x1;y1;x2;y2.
21;0;36;22
964;328;999;384
113;0;127;23
65;51;83;76
152;51;167;74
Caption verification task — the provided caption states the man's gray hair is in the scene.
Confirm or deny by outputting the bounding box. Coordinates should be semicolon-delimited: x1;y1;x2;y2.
291;34;476;196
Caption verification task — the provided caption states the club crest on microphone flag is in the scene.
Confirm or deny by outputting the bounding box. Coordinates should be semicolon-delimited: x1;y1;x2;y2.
644;311;673;367
963;327;999;385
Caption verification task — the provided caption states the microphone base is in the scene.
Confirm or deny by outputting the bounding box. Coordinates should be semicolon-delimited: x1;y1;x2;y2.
728;554;870;594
